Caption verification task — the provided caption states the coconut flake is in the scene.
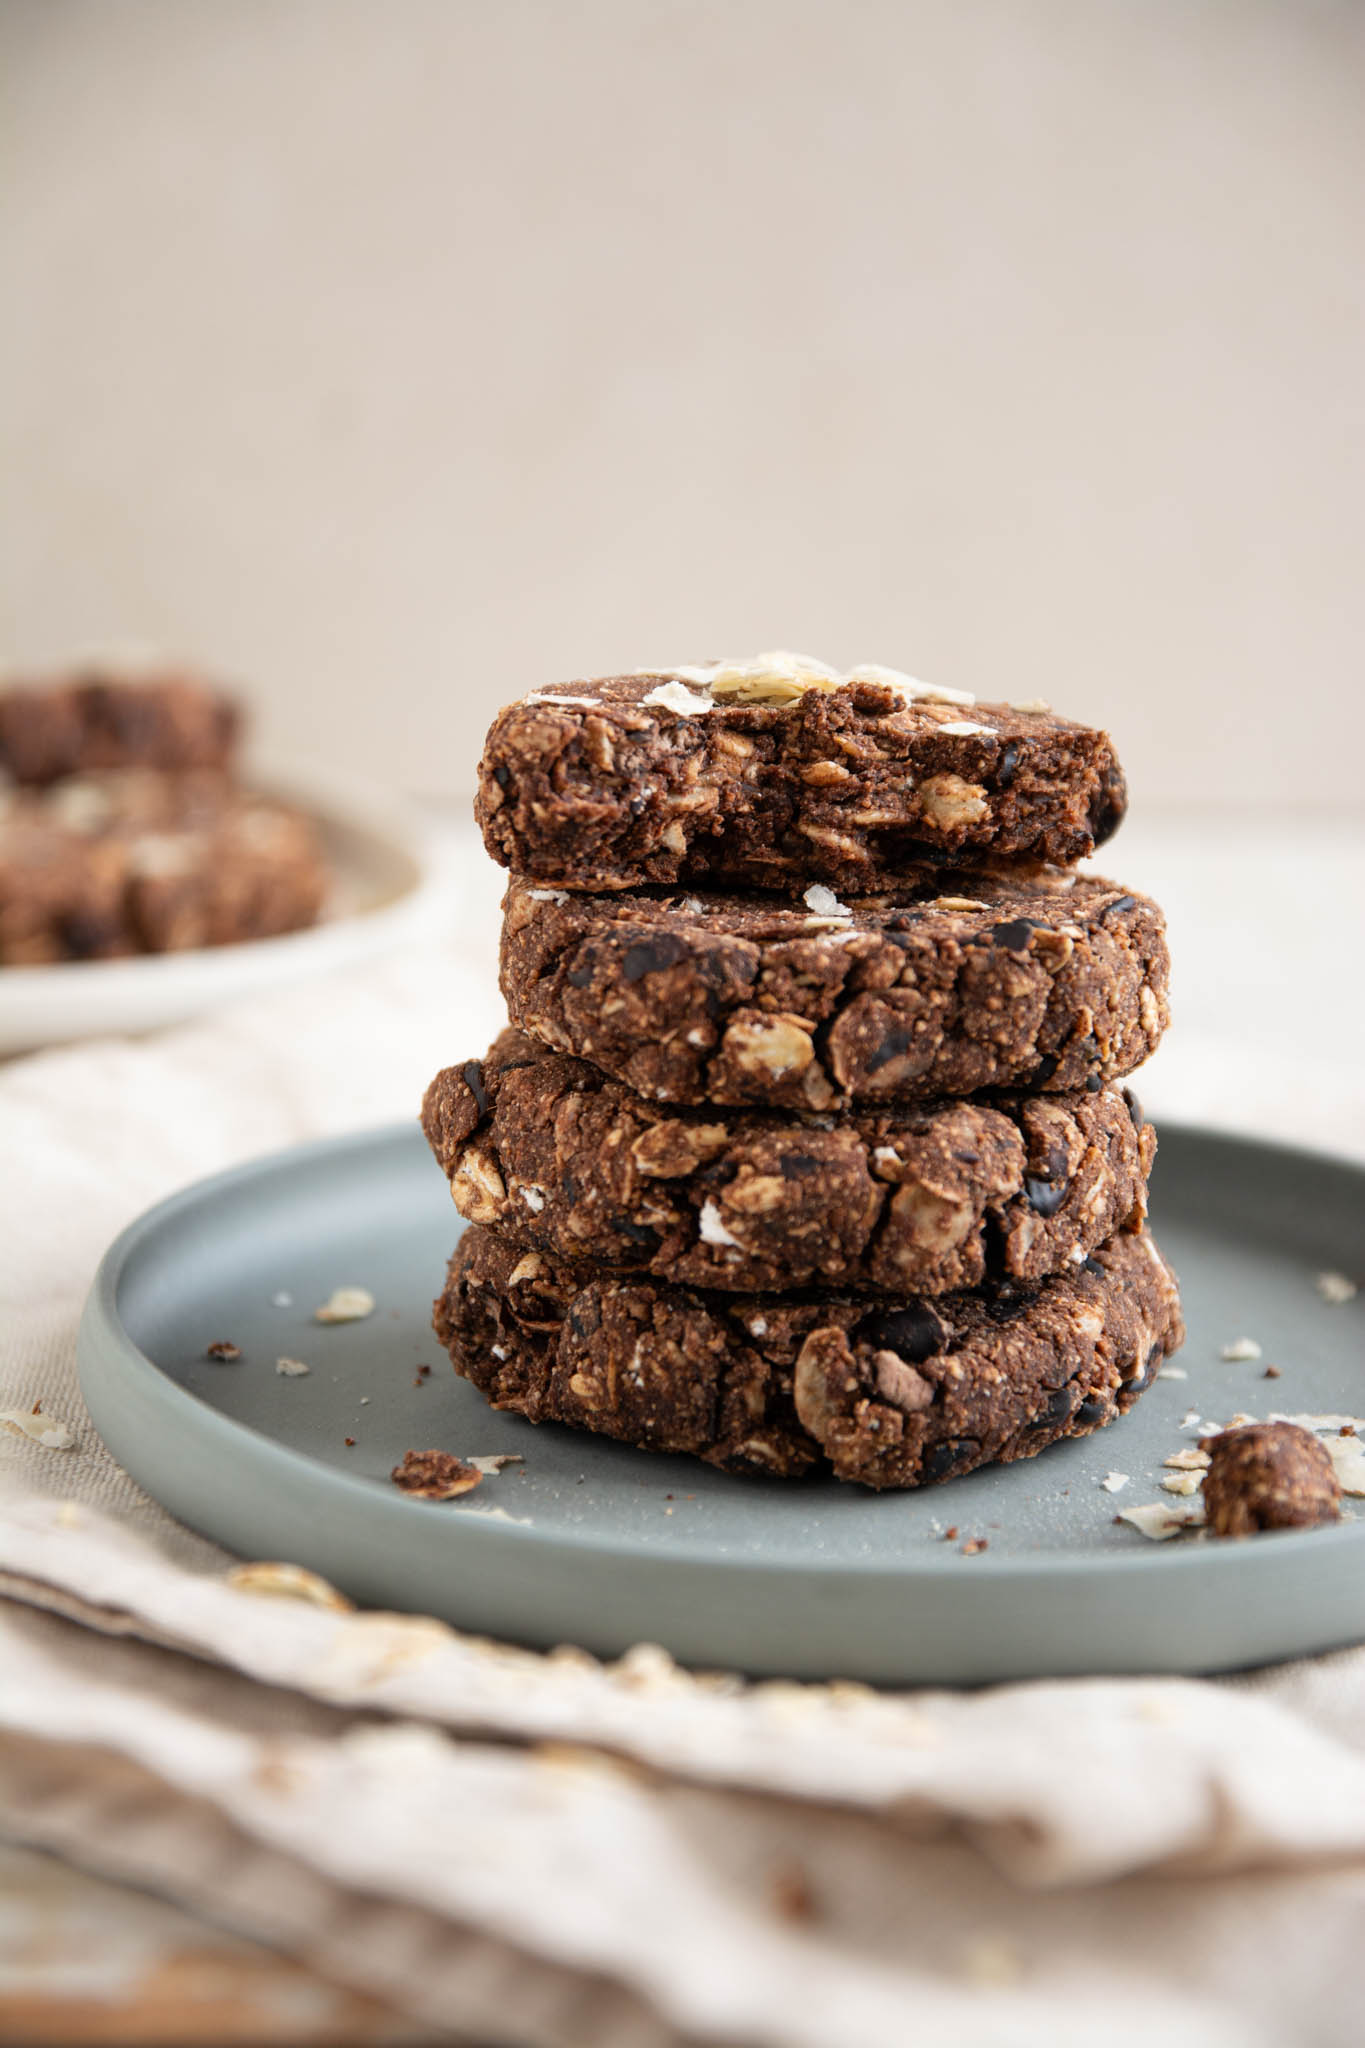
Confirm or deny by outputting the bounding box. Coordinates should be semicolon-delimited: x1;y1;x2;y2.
844;664;975;706
1099;1472;1129;1493
0;1407;75;1450
937;720;994;737
1316;1271;1358;1305
1117;1500;1206;1541
1220;1337;1262;1362
803;882;852;922
314;1286;376;1324
275;1357;311;1377
698;1198;741;1248
641;680;715;717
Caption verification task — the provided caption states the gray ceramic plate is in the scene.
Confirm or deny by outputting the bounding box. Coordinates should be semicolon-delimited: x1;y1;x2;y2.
78;1123;1365;1685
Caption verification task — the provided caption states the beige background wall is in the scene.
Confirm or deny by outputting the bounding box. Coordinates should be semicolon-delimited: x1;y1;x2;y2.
3;0;1362;808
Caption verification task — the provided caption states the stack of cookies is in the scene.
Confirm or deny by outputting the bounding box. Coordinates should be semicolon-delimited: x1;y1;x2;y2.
0;661;328;963
423;656;1183;1489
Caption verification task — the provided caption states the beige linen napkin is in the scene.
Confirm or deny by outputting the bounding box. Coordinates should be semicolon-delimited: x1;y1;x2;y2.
3;831;1364;2045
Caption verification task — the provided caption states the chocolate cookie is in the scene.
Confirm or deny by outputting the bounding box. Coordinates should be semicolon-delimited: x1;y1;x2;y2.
0;769;328;962
501;871;1168;1109
0;664;239;784
476;661;1127;890
422;1030;1154;1296
434;1223;1183;1489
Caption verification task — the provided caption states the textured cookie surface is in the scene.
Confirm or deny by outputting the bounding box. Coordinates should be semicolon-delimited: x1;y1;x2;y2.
435;1223;1183;1489
477;666;1127;890
0;769;328;962
0;665;239;784
423;1030;1154;1296
501;871;1168;1109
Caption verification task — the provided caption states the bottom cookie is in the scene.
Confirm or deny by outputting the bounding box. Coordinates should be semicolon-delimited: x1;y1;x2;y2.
433;1224;1184;1490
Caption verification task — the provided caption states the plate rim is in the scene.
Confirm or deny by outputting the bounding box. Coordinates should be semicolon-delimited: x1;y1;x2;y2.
77;1116;1365;1589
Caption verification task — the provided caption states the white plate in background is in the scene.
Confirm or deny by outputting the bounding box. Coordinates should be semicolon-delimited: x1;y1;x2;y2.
0;762;449;1057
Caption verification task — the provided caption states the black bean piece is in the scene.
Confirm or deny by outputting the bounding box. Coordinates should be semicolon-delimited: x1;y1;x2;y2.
623;934;689;982
1024;1176;1068;1218
1075;1395;1109;1427
984;1283;1032;1324
58;911;113;958
1085;1073;1104;1093
858;1300;945;1362
922;1438;978;1484
566;959;596;988
618;1221;659;1247
981;1212;1009;1279
990;917;1042;952
779;1155;822;1179
460;1060;489;1115
1030;1053;1060;1088
1103;894;1137;918
492;763;510;788
996;740;1020;789
864;1027;917;1075
1026;1384;1077;1432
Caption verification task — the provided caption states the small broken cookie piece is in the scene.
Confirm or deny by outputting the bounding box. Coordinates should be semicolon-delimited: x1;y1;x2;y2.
390;1448;484;1500
1202;1421;1342;1537
205;1339;242;1361
477;665;1128;890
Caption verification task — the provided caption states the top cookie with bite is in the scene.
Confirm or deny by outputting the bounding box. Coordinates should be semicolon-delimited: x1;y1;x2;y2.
476;654;1127;893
